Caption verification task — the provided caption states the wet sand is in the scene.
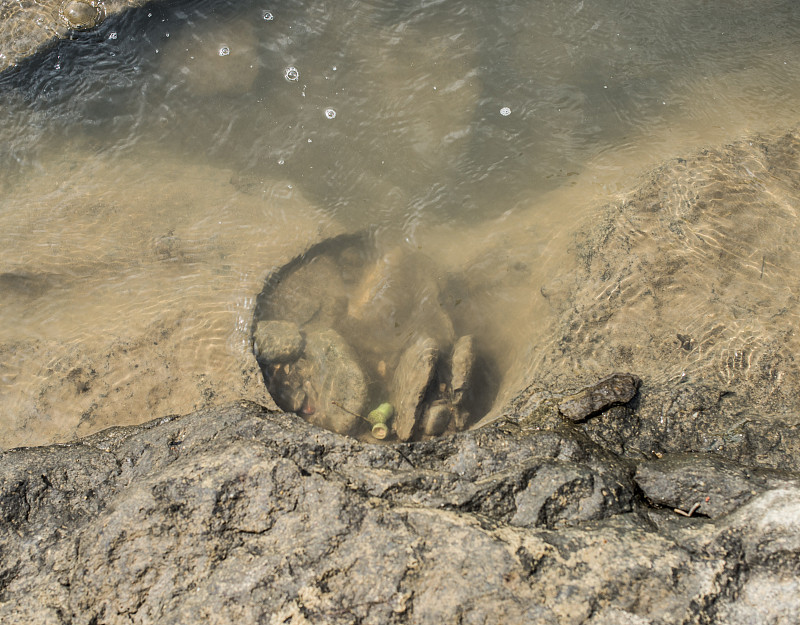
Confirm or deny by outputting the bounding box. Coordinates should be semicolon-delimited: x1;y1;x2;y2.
0;144;345;447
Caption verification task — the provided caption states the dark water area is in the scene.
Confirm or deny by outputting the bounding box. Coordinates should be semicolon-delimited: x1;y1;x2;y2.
3;0;799;226
1;0;800;445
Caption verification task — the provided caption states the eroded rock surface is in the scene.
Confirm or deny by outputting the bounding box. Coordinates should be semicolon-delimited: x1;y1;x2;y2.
1;400;799;624
392;336;439;441
532;128;800;471
558;372;641;421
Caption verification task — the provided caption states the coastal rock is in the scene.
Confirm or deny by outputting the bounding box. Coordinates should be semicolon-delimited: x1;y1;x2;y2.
344;247;455;371
257;253;348;329
419;400;452;437
59;0;103;30
634;452;800;518
533;129;800;471
253;319;304;364
300;329;368;435
558;372;641;421
450;334;476;408
391;336;439;441
1;401;799;624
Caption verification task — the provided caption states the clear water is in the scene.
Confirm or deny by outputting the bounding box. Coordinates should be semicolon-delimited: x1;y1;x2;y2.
1;0;800;446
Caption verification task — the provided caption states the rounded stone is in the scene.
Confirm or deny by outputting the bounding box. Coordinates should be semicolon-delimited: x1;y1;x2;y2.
61;0;104;30
391;336;439;441
420;401;453;437
302;329;368;435
253;320;305;364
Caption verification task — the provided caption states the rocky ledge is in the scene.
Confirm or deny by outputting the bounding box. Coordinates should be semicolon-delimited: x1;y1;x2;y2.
2;398;799;624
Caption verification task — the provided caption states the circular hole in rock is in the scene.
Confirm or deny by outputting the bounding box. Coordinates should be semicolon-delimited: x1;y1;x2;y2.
251;232;498;442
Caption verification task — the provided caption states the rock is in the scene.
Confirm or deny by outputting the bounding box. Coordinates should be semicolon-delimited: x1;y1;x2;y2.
264;361;313;415
420;400;452;437
257;254;348;329
558;372;641;421
531;129;800;470
344;247;455;370
450;334;476;407
634;452;800;518
391;336;439;441
450;334;476;428
253;320;304;364
262;328;367;434
1;401;799;623
301;329;368;435
59;0;104;30
251;238;484;438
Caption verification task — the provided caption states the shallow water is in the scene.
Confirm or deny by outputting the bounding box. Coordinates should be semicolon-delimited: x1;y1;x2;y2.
1;0;800;446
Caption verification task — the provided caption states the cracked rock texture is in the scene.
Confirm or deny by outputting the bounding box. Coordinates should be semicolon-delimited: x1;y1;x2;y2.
2;400;799;624
533;129;800;473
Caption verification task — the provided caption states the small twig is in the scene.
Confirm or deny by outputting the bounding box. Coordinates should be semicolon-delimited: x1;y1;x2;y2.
331;400;366;421
395;448;416;468
674;502;701;517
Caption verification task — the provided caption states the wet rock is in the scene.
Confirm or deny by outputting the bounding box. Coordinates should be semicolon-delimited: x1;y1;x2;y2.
531;130;800;470
253;320;304;364
344;247;455;370
265;361;312;415
450;334;476;406
420;400;452;437
391;336;439;441
634;452;800;518
258;254;348;329
558;372;641;421
301;329;368;435
450;334;476;428
1;401;798;624
510;461;629;529
59;0;104;30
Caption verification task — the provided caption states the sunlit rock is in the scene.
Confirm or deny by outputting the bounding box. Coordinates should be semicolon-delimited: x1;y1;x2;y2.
59;0;104;30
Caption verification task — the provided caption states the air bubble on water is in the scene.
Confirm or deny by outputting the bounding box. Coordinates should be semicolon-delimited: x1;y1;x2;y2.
278;159;285;165
500;106;511;116
219;46;230;57
108;32;117;39
324;108;336;119
284;66;299;81
54;63;61;70
263;10;273;20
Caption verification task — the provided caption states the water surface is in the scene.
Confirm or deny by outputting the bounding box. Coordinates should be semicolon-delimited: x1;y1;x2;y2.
1;0;800;446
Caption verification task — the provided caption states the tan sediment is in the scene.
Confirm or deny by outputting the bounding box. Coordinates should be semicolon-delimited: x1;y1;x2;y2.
0;144;343;448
